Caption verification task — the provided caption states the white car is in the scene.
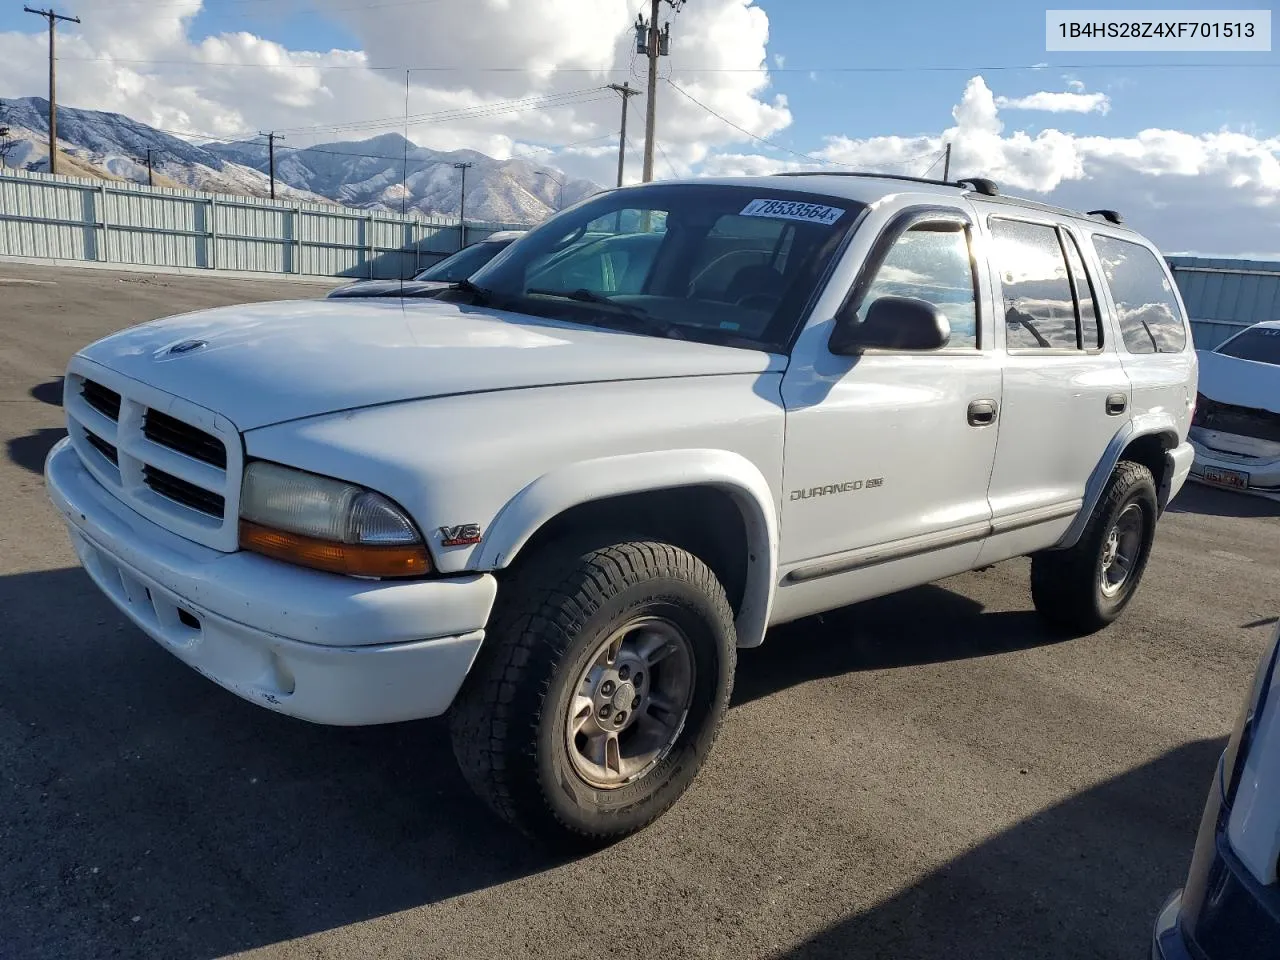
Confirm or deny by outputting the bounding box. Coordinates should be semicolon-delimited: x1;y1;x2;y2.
44;173;1197;848
1190;320;1280;499
1153;623;1280;959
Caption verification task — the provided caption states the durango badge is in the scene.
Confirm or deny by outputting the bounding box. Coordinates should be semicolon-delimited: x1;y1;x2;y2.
439;523;483;547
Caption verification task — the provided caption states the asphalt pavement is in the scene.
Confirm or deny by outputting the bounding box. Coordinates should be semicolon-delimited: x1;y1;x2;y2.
1;261;1276;960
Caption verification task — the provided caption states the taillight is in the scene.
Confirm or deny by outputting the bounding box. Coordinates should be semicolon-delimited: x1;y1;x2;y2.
1191;393;1206;425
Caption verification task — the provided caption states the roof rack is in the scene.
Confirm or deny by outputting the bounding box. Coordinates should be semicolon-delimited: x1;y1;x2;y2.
1088;209;1124;224
955;177;999;196
771;170;1001;197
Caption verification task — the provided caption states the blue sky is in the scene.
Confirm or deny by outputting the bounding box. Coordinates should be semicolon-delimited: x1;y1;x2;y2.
0;0;1277;253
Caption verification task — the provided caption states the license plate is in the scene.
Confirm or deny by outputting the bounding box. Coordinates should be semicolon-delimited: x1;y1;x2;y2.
1202;466;1250;490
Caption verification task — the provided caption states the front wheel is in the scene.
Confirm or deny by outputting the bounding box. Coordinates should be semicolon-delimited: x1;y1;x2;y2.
448;539;736;850
1030;460;1158;635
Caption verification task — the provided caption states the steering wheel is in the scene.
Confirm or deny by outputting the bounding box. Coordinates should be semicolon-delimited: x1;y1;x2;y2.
735;292;783;312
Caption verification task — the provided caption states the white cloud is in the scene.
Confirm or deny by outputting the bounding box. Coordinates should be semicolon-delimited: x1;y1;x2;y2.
773;54;785;68
995;90;1111;115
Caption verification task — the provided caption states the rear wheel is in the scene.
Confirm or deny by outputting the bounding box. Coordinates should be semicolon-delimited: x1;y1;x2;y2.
1031;460;1158;634
448;539;736;850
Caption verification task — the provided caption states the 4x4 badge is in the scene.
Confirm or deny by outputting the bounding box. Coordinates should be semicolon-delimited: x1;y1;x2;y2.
439;523;483;547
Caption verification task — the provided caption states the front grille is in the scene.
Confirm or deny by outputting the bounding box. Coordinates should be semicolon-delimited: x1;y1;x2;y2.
81;379;121;421
1194;396;1280;444
143;465;226;517
84;432;119;465
143;409;227;469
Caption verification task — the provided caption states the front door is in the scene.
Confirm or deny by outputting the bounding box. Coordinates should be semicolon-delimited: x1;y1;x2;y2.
773;206;1002;621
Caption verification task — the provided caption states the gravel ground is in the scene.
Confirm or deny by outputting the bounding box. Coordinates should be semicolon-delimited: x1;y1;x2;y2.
1;261;1276;960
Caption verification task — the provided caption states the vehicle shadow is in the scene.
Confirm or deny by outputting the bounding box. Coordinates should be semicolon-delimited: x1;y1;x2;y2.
30;376;65;406
6;426;67;475
778;735;1225;960
734;582;1061;707
0;566;559;960
1168;481;1280;519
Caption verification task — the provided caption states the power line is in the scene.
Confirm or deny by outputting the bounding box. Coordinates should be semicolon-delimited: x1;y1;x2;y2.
50;56;1280;73
664;78;850;169
267;87;612;137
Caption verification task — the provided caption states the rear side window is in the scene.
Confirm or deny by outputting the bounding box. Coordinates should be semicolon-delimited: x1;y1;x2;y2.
989;219;1082;350
1217;326;1280;365
1091;236;1187;353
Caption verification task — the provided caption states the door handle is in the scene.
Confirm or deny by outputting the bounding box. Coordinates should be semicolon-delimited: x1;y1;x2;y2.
1106;393;1128;416
967;399;998;427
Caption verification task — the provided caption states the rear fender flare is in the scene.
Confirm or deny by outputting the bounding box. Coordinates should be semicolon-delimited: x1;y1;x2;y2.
1052;414;1180;550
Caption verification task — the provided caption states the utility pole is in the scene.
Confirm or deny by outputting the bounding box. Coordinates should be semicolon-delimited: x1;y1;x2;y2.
606;82;640;188
24;7;80;177
453;160;472;248
942;142;952;181
259;131;284;200
636;1;680;182
134;147;155;186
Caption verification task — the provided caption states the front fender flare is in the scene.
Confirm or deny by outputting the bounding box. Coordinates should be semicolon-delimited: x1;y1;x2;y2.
475;449;780;648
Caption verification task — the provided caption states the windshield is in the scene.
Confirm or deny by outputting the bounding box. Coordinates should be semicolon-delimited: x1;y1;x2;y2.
463;183;864;350
1217;325;1280;365
414;239;512;282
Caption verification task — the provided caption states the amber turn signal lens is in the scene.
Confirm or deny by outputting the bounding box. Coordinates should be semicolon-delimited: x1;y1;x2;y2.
239;520;432;577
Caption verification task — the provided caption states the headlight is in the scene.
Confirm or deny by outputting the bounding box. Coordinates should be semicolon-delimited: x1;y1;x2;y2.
238;461;431;577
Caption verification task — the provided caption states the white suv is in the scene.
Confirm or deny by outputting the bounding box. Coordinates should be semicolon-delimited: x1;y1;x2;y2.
44;174;1198;848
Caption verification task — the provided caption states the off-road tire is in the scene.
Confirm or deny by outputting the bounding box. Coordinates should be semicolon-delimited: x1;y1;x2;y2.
448;538;736;851
1030;460;1158;635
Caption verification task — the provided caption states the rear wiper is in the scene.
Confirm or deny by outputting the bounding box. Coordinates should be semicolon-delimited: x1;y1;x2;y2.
526;288;681;338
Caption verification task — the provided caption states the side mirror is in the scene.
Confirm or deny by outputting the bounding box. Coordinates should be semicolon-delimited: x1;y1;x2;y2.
829;295;951;354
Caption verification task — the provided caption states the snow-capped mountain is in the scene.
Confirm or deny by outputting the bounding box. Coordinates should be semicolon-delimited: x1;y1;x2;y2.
0;97;603;222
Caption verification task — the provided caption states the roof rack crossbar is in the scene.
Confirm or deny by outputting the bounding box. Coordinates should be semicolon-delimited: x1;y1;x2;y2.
771;170;1000;196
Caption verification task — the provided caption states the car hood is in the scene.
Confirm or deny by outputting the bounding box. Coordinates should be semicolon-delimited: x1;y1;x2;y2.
1197;349;1280;415
325;279;450;299
78;297;782;431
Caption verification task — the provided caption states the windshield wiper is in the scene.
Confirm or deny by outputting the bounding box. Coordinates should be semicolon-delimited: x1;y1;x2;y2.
439;278;493;305
525;288;681;338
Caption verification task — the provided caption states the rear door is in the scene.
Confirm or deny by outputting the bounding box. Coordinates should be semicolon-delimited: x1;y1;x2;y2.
977;211;1132;554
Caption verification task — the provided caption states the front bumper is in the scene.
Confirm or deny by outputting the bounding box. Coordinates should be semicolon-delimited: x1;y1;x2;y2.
45;438;497;725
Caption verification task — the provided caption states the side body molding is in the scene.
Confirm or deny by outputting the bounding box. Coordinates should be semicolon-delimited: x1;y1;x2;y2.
476;449;780;648
1051;414;1181;551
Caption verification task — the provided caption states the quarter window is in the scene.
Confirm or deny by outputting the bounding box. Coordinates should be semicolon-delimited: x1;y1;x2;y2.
860;222;978;348
1091;236;1188;353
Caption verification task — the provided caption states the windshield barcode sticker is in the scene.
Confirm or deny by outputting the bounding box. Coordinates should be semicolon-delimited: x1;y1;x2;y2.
740;199;845;225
